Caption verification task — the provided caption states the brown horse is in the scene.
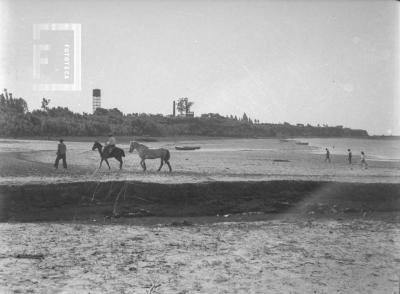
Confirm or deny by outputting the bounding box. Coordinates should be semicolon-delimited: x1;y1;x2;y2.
129;141;171;172
92;141;125;169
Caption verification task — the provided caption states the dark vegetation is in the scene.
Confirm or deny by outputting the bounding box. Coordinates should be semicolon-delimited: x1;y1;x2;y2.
0;89;368;138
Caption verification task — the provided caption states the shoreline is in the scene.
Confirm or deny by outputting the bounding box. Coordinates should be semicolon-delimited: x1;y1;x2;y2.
0;134;386;143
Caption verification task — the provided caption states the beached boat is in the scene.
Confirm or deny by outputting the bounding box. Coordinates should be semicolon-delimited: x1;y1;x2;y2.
175;146;201;151
279;139;290;142
295;142;309;145
273;159;290;162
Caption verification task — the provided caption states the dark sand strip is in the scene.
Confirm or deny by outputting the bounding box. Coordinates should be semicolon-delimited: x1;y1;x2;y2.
1;180;399;221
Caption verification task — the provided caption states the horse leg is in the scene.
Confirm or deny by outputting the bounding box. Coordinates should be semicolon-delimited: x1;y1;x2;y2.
99;158;103;169
165;160;172;172
118;157;123;169
142;160;147;172
157;158;164;171
105;159;111;170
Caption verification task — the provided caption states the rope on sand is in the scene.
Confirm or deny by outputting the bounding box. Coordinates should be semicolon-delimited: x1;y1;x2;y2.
91;167;100;176
113;183;127;217
91;181;102;202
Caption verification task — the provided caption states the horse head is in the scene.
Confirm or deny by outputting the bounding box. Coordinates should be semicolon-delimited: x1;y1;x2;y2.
129;141;138;153
92;141;102;151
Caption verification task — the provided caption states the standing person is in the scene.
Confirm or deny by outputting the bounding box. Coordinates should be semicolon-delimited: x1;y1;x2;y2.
54;139;67;169
325;148;331;163
105;133;117;156
347;149;352;164
360;151;368;169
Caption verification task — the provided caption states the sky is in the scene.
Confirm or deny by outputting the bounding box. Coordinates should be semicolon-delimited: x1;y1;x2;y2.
0;0;398;135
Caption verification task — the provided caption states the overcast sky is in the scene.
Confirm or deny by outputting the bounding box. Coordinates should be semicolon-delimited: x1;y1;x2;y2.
0;0;398;135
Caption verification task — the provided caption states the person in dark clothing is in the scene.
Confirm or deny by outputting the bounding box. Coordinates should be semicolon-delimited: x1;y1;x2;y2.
347;149;352;164
325;148;331;163
54;139;67;169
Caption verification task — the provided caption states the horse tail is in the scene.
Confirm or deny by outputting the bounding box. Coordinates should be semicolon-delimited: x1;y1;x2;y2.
164;149;170;162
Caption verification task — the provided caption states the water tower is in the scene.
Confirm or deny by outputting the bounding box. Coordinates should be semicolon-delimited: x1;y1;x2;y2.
92;89;101;113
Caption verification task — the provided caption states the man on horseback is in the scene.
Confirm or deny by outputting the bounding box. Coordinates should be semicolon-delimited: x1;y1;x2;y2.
104;133;116;156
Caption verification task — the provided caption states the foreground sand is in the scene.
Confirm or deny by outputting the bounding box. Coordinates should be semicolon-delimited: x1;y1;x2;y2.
0;218;399;294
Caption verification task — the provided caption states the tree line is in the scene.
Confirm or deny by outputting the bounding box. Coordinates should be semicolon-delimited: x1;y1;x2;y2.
0;90;368;138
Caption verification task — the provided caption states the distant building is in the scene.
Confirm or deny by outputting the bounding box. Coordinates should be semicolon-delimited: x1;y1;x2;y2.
92;89;101;113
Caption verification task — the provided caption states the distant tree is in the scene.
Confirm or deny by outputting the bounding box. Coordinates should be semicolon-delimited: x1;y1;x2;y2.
41;98;51;111
0;90;369;138
47;107;74;117
176;100;184;115
0;90;28;114
186;101;194;113
176;98;194;116
94;108;109;116
109;108;123;116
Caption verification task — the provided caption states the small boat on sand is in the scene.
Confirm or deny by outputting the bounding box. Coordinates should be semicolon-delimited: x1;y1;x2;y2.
273;159;290;162
295;142;309;145
279;139;290;142
175;146;201;151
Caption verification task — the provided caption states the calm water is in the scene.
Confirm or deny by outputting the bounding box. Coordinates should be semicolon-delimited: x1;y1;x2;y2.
301;138;400;162
176;137;400;162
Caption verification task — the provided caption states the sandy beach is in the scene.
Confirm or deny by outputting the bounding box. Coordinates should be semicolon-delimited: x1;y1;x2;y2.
1;219;399;294
0;138;399;185
0;138;399;293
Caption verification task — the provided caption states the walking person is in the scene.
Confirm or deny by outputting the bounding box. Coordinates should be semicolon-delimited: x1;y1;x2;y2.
54;139;67;169
325;148;331;163
347;149;352;164
360;151;368;169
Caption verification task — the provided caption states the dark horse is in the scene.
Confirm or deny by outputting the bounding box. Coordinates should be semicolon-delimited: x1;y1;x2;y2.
92;141;125;169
